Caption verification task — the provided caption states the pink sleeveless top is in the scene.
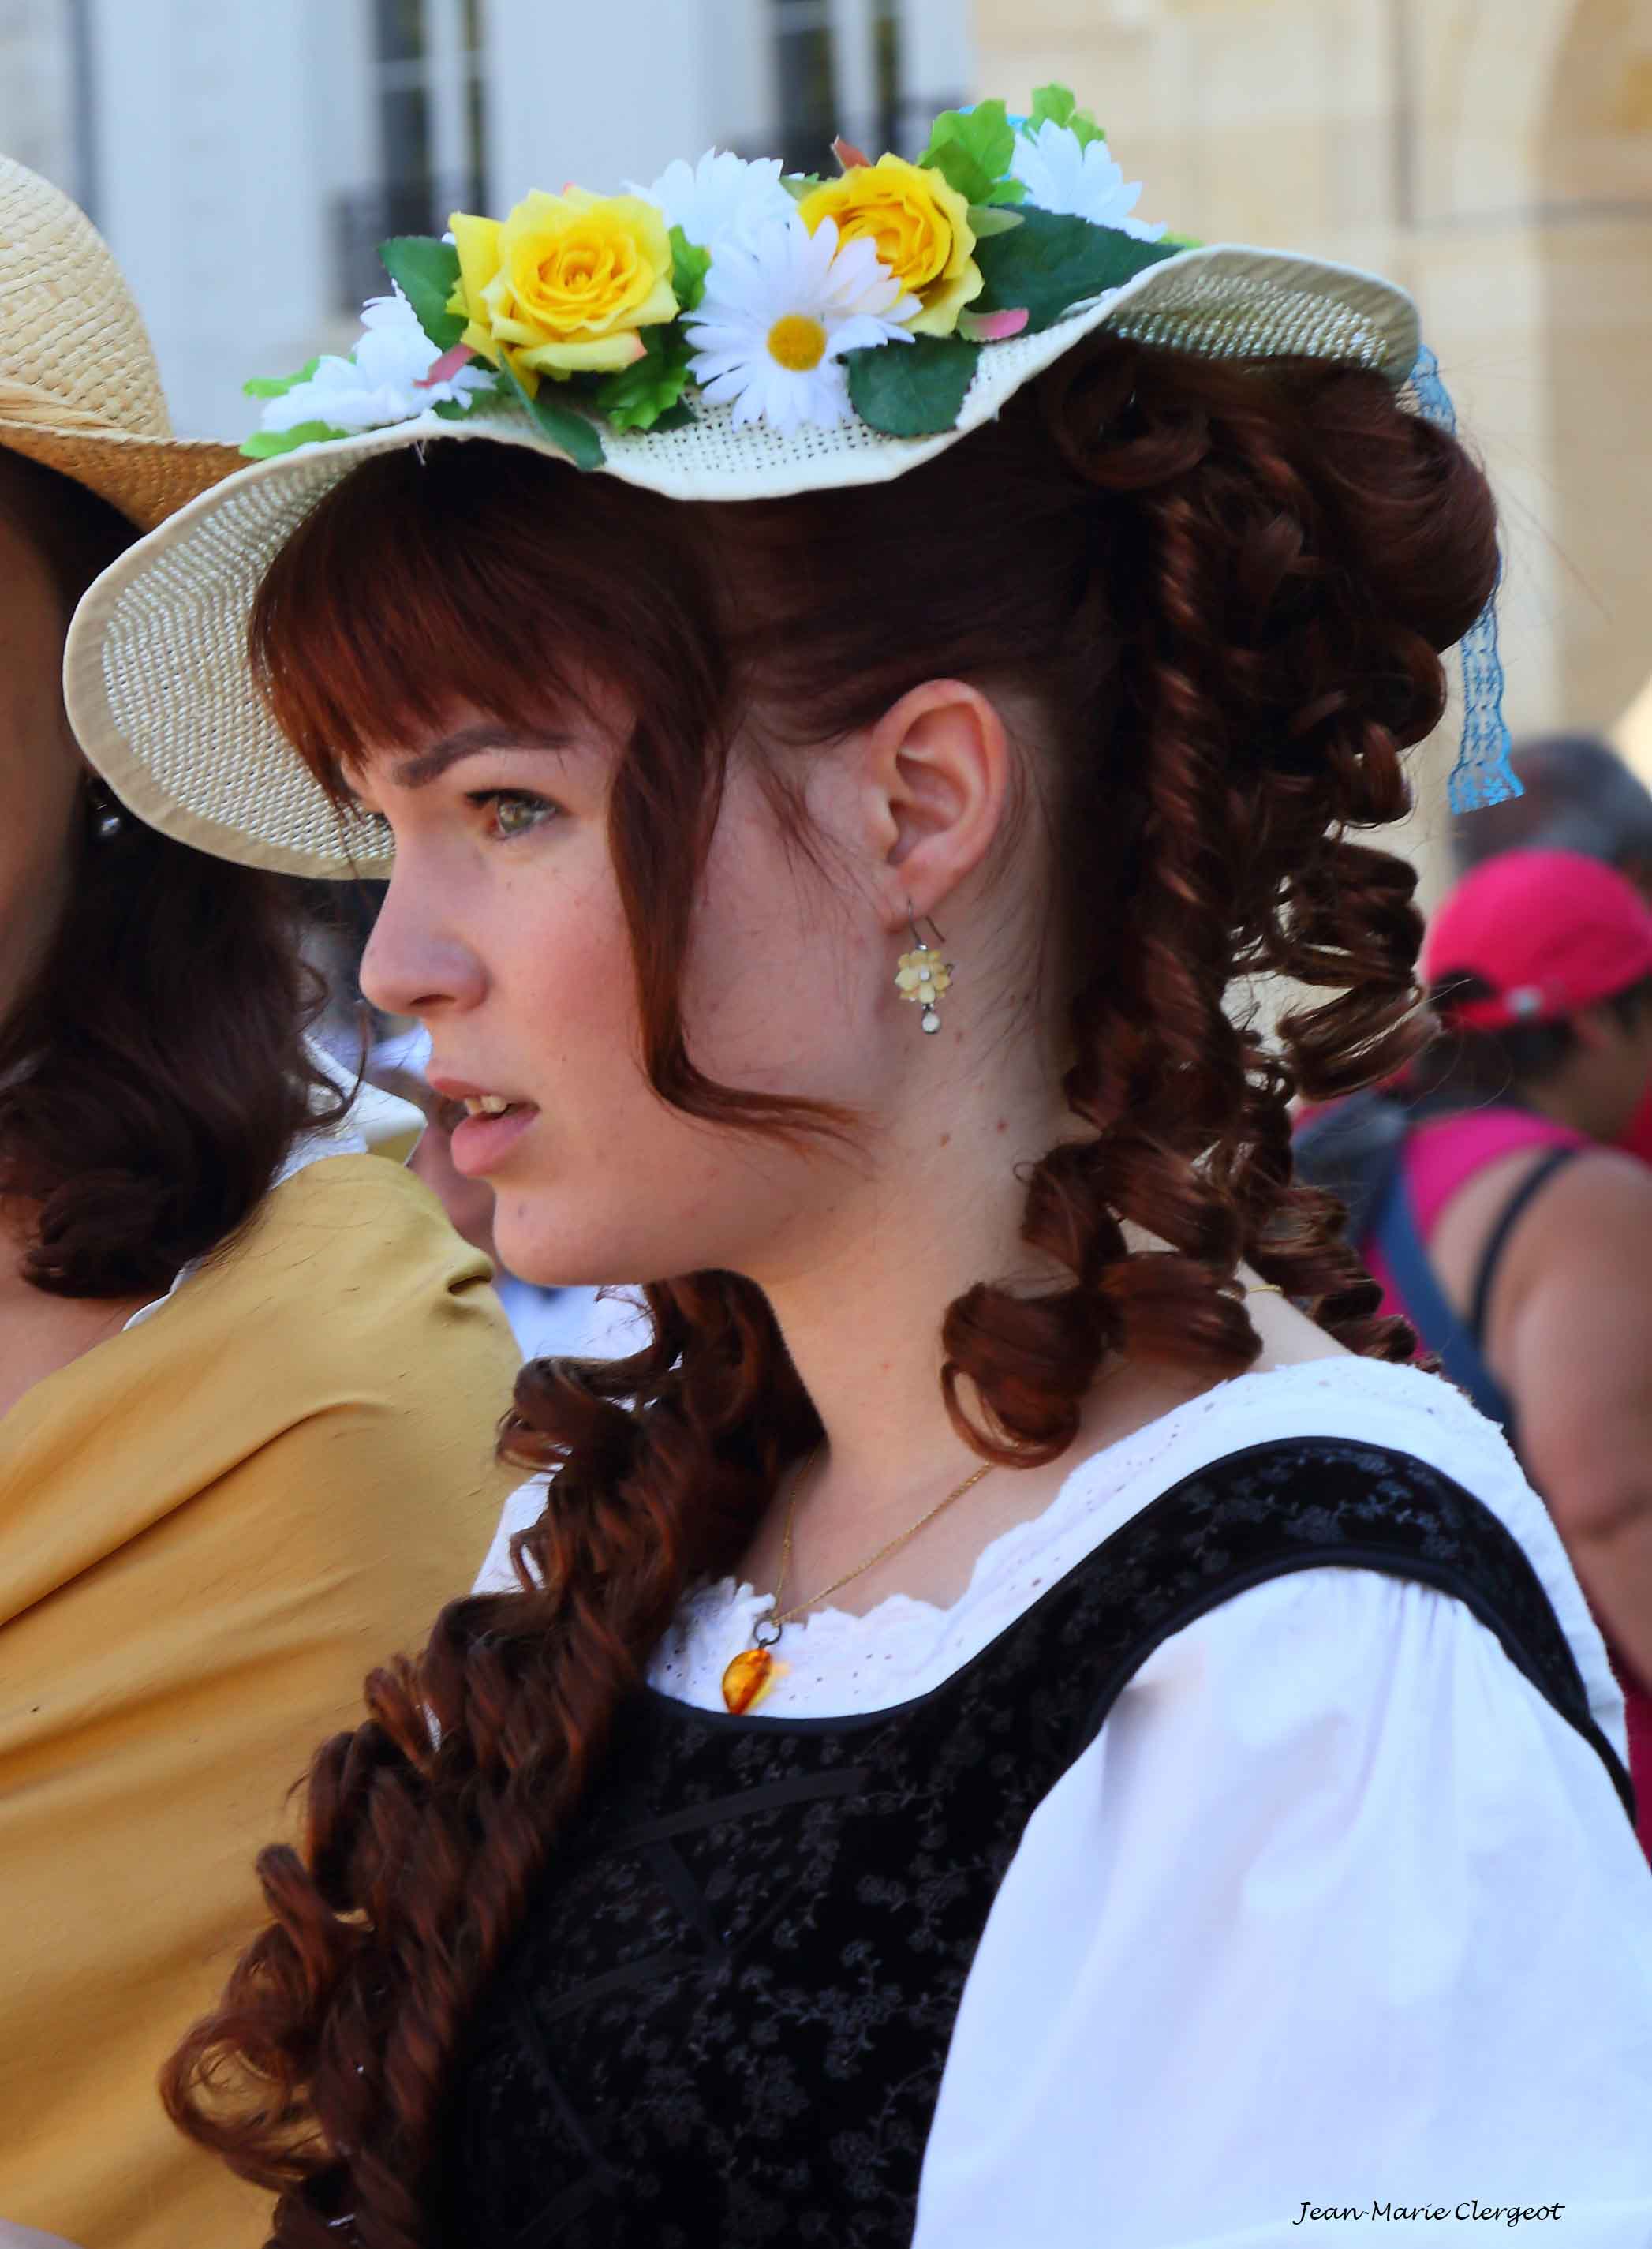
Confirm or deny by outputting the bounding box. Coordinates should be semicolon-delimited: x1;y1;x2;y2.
1360;1105;1651;1854
1364;1107;1587;1328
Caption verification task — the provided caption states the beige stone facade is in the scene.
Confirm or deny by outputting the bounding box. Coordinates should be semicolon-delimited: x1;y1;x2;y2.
971;1;1652;898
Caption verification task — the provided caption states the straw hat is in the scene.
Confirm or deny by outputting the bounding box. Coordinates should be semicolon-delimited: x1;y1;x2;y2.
62;117;1423;880
0;155;241;530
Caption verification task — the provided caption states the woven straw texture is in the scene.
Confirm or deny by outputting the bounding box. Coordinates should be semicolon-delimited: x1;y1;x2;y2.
0;156;240;529
65;244;1420;879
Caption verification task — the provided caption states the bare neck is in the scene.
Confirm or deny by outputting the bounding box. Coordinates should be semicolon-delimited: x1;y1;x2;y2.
732;1038;1345;1616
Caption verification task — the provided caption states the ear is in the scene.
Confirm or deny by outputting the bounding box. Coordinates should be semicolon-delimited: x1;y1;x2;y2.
1572;1006;1619;1054
854;679;1012;932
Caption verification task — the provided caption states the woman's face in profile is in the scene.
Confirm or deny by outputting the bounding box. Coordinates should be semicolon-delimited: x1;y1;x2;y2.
350;695;903;1297
0;510;81;1023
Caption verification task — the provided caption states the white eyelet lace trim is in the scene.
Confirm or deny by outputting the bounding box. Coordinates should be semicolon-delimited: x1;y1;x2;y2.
646;1357;1620;1747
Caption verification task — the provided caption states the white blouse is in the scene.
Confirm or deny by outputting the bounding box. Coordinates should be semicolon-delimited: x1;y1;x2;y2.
478;1360;1652;2247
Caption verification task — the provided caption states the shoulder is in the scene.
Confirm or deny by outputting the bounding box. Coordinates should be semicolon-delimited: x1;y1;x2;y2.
1121;1481;1581;1767
188;1153;519;1479
244;1149;492;1282
1074;1357;1624;1752
1116;1433;1591;1737
1101;1616;1634;2023
207;1152;513;1345
1507;1140;1652;1248
1481;1144;1652;1359
1087;1422;1637;1884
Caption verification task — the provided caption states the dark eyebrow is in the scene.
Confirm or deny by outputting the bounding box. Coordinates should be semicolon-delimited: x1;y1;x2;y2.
391;723;577;790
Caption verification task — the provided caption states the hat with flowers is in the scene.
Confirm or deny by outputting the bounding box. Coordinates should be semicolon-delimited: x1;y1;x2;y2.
239;88;1419;473
65;88;1469;879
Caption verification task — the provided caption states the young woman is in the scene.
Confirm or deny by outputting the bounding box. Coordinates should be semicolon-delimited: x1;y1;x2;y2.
0;162;520;2249
64;120;1652;2247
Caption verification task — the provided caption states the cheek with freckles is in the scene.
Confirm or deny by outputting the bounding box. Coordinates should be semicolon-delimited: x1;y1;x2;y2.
478;766;893;1289
675;779;884;1110
468;842;703;1284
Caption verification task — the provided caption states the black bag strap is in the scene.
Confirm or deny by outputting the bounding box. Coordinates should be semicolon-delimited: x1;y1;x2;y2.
1468;1144;1582;1346
1371;1161;1516;1432
1073;1436;1633;1823
1296;1095;1583;1446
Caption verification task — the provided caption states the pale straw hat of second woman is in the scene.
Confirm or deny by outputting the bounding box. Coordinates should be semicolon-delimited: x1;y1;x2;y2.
0;155;241;530
63;93;1428;881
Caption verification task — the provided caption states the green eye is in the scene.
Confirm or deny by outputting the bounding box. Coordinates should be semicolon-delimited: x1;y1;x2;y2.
495;795;540;836
473;789;558;839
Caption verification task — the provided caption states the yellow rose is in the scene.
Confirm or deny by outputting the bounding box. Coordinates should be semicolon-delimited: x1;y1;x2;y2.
446;188;677;395
797;155;981;337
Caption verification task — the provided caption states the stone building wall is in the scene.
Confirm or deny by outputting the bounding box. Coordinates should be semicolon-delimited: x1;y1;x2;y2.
0;0;75;191
970;0;1652;896
1;1;977;440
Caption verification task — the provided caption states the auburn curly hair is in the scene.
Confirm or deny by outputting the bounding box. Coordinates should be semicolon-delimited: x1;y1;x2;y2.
163;337;1499;2246
0;448;338;1298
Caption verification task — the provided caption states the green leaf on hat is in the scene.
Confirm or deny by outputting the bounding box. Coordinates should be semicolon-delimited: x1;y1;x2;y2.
847;335;981;437
430;391;499;421
918;99;1021;208
378;235;467;351
496;353;606;471
973;208;1179;334
238;419;352;461
1026;83;1108;151
966;204;1025;239
781;174;823;202
594;324;694;433
670;226;712;315
243;357;321;401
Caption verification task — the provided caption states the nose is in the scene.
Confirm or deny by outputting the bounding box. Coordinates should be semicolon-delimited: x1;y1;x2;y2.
360;860;486;1020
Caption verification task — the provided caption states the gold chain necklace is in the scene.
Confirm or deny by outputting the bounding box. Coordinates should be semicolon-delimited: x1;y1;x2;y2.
720;1455;995;1714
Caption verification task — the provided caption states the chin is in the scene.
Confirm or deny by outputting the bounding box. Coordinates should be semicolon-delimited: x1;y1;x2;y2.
490;1170;772;1297
491;1202;642;1295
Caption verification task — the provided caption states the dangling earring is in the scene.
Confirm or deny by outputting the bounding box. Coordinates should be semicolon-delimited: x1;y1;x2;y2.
88;781;125;842
894;909;954;1036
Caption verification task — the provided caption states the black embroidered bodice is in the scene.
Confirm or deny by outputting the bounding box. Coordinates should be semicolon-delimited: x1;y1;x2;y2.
440;1439;1631;2248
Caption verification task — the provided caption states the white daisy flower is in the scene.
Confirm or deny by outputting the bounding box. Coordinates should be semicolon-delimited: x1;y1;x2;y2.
1007;121;1167;241
684;211;918;436
259;289;492;436
630;148;796;254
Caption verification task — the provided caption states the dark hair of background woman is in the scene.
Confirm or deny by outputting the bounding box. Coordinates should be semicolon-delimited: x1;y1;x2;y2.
1411;968;1652;1108
0;450;338;1297
162;335;1500;2247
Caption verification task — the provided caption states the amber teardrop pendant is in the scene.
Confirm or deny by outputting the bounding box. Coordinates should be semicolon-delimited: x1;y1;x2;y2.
722;1645;779;1715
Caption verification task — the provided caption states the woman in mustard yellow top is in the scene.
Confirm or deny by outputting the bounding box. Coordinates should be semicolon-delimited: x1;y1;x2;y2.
0;163;520;2248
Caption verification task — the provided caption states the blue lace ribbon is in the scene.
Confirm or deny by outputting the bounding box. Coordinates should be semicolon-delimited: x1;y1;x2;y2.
1407;346;1520;813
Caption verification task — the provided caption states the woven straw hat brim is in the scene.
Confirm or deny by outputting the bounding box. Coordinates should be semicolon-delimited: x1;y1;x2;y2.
0;417;244;532
64;243;1420;881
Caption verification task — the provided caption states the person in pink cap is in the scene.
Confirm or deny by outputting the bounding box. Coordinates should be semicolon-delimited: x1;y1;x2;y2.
1299;848;1652;1846
1452;733;1652;1165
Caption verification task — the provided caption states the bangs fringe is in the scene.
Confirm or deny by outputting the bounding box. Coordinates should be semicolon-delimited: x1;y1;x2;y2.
249;447;710;799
